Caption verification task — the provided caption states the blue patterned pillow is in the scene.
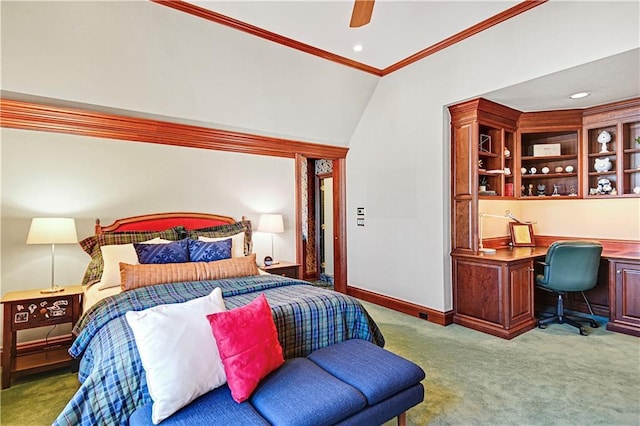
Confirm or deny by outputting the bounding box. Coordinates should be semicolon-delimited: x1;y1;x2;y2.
188;238;232;263
134;239;190;264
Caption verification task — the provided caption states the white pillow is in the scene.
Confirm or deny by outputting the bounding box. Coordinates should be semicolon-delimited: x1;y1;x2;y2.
99;238;172;290
143;237;173;244
199;232;246;258
126;288;227;424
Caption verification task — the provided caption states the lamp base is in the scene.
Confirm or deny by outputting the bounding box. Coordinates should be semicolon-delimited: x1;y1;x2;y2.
40;286;65;294
479;248;497;254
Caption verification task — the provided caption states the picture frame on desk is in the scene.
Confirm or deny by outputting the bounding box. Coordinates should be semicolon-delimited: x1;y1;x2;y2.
509;223;535;247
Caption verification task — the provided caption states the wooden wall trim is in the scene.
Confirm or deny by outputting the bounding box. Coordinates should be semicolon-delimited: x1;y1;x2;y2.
152;0;382;76
381;0;548;75
534;235;640;253
0;98;349;160
333;158;348;294
347;286;455;326
582;97;640;118
295;153;305;273
473;235;639;253
154;0;545;77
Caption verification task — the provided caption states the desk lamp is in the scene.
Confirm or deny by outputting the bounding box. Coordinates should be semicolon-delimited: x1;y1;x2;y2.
478;210;531;254
26;217;78;293
257;214;284;265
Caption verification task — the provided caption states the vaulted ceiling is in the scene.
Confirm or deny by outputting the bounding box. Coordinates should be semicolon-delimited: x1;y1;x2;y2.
160;1;639;111
2;1;638;147
188;0;523;70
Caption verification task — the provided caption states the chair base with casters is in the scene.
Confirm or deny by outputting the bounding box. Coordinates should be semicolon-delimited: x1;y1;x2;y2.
537;289;599;336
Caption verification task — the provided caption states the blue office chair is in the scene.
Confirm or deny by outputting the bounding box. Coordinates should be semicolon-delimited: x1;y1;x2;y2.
536;240;603;336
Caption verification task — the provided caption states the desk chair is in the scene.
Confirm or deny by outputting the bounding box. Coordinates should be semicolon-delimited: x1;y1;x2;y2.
536;240;603;336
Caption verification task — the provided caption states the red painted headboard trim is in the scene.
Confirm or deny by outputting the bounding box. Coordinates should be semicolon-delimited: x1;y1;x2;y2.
95;212;238;234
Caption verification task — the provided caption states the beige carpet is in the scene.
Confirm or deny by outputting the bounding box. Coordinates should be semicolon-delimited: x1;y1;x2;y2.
1;301;639;425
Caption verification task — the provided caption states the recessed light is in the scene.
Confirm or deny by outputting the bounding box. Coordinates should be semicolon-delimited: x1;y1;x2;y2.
569;91;591;99
353;44;363;52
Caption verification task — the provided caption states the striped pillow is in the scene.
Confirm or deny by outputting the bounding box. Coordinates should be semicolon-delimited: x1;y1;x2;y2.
120;253;259;291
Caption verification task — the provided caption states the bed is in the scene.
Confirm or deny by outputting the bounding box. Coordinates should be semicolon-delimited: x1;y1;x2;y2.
53;212;384;426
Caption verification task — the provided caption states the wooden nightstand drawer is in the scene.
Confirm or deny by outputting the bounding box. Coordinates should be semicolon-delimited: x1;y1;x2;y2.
11;294;74;330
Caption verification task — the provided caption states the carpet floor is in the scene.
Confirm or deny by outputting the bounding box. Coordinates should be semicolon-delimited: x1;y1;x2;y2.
1;301;639;425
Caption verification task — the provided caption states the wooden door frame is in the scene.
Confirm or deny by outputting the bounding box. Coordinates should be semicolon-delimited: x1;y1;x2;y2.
295;155;347;293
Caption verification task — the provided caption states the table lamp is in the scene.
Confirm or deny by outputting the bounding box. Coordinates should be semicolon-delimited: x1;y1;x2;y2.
26;217;78;293
478;210;530;254
257;214;284;265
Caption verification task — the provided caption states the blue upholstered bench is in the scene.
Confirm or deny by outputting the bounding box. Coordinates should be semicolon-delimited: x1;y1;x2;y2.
129;339;425;426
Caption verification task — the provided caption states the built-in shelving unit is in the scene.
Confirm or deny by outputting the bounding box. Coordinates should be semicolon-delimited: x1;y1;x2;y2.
478;124;515;197
449;97;639;254
518;125;582;198
448;98;519;252
583;98;640;197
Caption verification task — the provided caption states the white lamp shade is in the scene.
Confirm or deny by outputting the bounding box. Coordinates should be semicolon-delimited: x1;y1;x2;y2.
26;218;78;244
257;214;284;234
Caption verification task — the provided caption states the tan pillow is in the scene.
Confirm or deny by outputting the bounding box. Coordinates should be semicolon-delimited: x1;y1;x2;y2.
120;254;259;291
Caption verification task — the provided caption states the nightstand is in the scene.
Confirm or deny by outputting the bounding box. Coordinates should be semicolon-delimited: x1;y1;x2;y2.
260;261;301;279
1;285;83;389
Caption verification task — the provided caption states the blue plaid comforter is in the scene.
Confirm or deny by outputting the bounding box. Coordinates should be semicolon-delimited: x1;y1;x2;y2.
54;275;384;426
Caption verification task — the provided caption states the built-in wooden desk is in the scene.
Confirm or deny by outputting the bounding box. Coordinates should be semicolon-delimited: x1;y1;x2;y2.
451;245;640;339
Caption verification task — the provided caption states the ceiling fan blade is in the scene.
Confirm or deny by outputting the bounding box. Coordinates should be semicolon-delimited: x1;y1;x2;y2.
349;0;374;28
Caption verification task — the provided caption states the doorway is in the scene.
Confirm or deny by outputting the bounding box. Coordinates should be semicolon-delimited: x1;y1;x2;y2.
317;173;334;283
296;155;346;293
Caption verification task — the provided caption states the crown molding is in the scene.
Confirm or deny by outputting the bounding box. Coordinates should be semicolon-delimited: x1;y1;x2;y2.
153;0;547;77
152;0;382;76
382;0;548;75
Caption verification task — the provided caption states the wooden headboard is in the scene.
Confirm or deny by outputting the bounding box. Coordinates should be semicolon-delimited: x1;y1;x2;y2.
95;212;238;234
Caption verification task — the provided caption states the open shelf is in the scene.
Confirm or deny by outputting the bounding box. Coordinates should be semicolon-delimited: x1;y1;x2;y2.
521;172;577;179
13;346;73;375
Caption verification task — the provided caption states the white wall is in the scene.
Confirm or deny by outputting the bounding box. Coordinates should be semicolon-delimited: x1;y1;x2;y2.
347;1;640;311
0;1;379;146
479;199;640;240
1;128;296;301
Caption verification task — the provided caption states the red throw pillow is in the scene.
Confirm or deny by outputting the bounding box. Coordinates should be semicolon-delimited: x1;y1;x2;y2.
207;293;284;403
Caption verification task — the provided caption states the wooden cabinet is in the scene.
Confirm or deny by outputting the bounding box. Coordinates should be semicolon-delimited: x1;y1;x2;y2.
2;286;83;388
449;98;640;339
449;97;639;208
516;110;583;198
583;98;640;197
449;98;519;253
607;259;640;337
452;251;537;339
